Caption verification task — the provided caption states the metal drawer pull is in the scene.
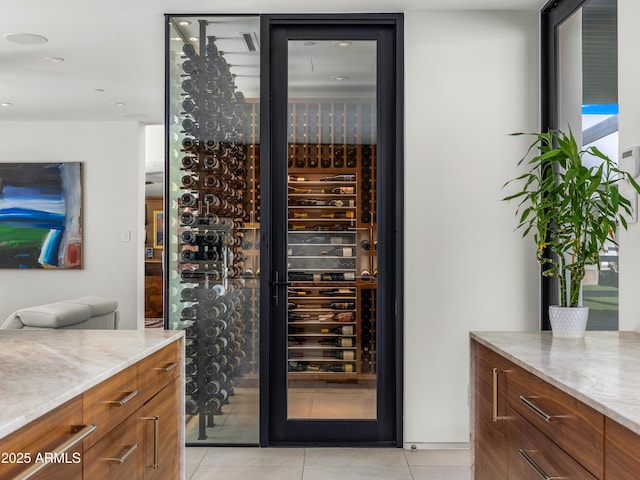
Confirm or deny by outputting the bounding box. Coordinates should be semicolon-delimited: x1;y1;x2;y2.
142;415;160;469
106;389;138;407
14;423;97;480
156;361;179;372
520;396;559;422
105;443;139;464
492;368;510;422
518;449;563;479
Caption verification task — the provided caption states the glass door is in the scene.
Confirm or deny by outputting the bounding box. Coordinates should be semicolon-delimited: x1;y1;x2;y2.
286;39;378;420
264;17;401;444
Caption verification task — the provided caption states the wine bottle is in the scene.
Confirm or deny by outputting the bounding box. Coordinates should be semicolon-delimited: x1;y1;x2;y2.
303;234;327;244
328;186;355;194
320;212;355;220
180;212;195;226
320;247;353;257
319;337;353;347
181;250;197;262
321;174;355;182
320;272;356;282
204;343;221;357
180;193;197;207
288;361;308;372
289;186;313;193
334;312;355;322
181;175;197;189
182;156;198;170
288;175;310;182
203;194;219;207
288;326;305;334
204;397;222;415
203;379;221;396
360;269;371;280
185;358;197;377
330;199;355;207
202;231;219;244
203;155;219;169
323;302;355;310
323;350;356;360
287;302;299;310
181;288;198;302
288;289;312;296
288;313;311;321
361;240;371;251
182;43;197;59
319;288;354;296
185;380;198;395
204;361;221;376
321;325;354;335
292;212;309;219
185;398;198;415
288;272;314;282
324;364;354;372
181;230;197;245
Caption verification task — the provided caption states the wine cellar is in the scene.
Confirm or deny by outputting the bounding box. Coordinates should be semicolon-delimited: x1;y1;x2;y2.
168;16;380;442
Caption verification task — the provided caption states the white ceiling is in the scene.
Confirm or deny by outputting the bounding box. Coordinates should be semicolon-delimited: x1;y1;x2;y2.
0;0;545;125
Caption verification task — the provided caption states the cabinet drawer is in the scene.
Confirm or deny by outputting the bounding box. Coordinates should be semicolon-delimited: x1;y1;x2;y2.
83;412;143;480
509;407;598;479
83;364;141;451
507;363;603;478
0;396;88;480
605;417;640;479
137;342;181;406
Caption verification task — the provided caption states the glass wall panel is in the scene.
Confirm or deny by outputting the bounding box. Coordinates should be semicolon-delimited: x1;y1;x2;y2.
166;15;260;444
557;0;618;330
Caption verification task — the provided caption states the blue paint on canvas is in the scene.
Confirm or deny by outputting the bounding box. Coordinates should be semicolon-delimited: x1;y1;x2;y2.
0;163;82;269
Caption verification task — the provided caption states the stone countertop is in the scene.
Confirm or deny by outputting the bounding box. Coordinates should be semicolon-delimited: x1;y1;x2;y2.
0;329;184;439
471;331;640;436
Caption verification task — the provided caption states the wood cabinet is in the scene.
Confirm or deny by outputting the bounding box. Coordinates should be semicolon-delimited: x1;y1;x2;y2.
472;339;633;480
473;342;510;479
0;340;183;480
0;396;85;480
605;417;640;479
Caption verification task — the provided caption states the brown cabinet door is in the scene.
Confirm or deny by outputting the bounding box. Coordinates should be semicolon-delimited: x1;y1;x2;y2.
141;378;181;480
508;407;598;479
473;342;510;479
0;397;85;480
83;413;143;480
605;417;640;479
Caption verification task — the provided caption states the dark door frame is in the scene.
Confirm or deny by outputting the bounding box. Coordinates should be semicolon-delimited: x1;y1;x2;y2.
259;13;404;446
540;0;588;331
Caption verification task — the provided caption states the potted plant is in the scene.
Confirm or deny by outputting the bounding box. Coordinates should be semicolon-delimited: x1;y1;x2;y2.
503;129;640;337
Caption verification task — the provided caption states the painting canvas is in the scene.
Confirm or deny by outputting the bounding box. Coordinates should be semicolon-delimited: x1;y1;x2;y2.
0;163;82;269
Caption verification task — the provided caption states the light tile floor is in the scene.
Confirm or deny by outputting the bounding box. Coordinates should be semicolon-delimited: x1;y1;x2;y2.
185;447;471;480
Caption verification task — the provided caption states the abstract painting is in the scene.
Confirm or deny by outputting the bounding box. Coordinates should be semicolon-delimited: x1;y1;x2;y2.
0;163;82;269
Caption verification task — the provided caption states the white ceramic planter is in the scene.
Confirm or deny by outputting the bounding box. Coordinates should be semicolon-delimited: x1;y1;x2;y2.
549;306;589;338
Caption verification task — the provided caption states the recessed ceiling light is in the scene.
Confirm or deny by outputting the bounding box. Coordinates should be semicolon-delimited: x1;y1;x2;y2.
110;101;126;107
333;40;352;47
120;113;148;120
0;102;13;107
178;21;191;26
189;37;198;42
44;56;64;63
4;33;48;45
303;41;316;47
171;37;181;41
331;75;349;81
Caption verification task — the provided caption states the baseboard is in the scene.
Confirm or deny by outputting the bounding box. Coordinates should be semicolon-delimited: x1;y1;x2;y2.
402;442;470;450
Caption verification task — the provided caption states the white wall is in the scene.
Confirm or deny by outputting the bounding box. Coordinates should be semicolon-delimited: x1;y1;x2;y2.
0;121;144;330
617;0;640;331
404;10;540;446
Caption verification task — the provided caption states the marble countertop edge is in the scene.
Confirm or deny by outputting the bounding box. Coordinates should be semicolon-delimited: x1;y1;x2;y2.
0;329;184;439
470;331;640;437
